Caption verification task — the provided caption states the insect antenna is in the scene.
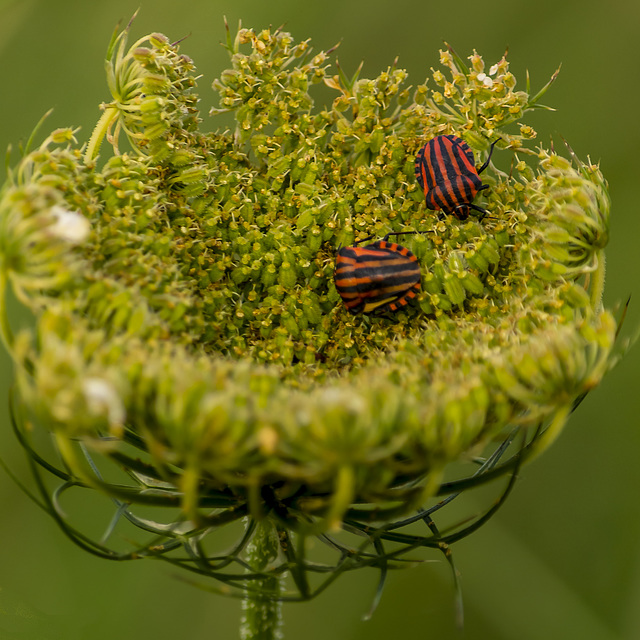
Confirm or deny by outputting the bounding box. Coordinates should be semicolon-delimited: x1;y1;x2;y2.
353;233;375;246
381;230;419;242
477;138;499;174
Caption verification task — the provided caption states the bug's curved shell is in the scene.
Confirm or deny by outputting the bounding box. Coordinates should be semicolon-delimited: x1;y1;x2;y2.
415;134;495;220
334;233;422;314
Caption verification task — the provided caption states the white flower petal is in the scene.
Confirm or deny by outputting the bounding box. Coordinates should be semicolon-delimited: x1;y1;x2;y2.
49;205;90;243
83;377;126;426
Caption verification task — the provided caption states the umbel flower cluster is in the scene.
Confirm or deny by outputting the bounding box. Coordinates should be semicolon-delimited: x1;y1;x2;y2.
0;18;620;607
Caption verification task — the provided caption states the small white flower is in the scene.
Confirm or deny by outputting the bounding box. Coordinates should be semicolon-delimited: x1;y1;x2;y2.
49;205;90;243
83;377;126;427
320;387;366;414
476;72;494;88
489;64;499;76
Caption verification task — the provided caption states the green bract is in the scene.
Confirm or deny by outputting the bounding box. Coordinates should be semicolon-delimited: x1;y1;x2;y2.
0;19;620;601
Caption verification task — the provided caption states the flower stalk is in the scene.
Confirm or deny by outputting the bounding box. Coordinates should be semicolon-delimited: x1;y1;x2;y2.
240;519;283;640
84;105;119;163
0;269;14;357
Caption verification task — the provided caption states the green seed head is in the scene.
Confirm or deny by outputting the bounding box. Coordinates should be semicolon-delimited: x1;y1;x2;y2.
0;19;626;601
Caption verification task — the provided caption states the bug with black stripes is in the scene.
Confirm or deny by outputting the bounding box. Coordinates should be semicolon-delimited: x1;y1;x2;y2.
334;232;422;315
414;134;498;220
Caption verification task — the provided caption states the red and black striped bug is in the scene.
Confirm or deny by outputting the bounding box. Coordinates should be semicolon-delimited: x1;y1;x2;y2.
334;232;421;315
414;134;498;220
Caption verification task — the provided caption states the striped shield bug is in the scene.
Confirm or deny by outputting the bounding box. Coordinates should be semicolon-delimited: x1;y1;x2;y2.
414;134;498;220
334;232;422;315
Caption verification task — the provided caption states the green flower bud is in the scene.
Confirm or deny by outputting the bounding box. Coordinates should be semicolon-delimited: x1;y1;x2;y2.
447;250;467;273
477;237;501;266
461;270;485;296
465;248;489;273
443;272;466;306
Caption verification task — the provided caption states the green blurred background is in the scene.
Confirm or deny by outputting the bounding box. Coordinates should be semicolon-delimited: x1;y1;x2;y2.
1;0;639;638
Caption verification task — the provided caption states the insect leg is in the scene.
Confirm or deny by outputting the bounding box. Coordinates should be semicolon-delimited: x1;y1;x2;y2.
477;138;499;174
468;203;492;220
354;234;375;245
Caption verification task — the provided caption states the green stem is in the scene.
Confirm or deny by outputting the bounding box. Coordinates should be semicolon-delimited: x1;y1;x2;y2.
0;269;15;358
84;106;118;163
240;519;283;640
590;249;606;312
527;403;571;463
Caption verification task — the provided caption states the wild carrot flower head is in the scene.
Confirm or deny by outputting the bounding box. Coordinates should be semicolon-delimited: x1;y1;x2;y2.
0;18;623;606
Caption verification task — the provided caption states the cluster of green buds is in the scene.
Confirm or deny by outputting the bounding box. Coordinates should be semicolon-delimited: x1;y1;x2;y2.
0;16;625;617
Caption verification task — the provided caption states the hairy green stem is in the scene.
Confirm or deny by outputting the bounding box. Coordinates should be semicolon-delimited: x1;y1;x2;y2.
84;106;118;163
240;519;283;640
